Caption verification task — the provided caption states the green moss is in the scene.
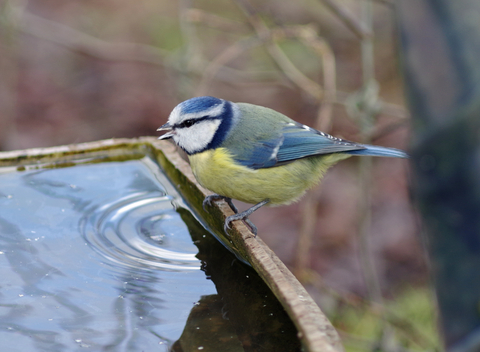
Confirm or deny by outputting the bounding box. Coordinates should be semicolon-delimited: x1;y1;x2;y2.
330;287;440;351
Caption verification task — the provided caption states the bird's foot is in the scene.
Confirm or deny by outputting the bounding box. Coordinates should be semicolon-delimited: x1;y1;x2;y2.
224;199;269;237
202;194;238;213
225;214;258;237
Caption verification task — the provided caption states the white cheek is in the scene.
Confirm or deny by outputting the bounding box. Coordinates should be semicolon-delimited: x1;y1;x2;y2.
174;120;222;154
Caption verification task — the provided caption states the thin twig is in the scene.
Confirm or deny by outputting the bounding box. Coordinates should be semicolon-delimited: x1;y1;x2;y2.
318;0;373;40
294;27;337;276
179;0;204;73
185;8;248;33
184;7;408;127
299;28;336;131
335;90;410;121
195;36;262;96
195;24;336;101
234;0;323;100
295;187;321;277
18;12;168;66
355;0;393;349
19;11;284;88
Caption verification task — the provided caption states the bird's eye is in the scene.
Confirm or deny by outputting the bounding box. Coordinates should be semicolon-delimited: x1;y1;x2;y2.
180;119;195;128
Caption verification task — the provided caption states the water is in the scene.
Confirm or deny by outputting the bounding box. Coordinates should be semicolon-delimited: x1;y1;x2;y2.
0;155;301;351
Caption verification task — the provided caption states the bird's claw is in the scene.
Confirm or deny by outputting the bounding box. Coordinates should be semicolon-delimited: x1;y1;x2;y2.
223;220;232;234
202;194;219;211
224;213;258;237
204;196;268;237
203;194;238;213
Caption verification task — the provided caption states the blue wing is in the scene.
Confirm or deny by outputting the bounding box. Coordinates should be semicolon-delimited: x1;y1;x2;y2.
234;122;367;169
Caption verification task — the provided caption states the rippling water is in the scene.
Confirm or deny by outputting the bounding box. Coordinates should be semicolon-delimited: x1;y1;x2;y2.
0;155;302;352
0;157;216;351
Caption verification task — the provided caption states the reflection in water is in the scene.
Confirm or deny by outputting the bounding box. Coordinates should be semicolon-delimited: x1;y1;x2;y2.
0;156;301;351
177;209;302;352
171;294;243;352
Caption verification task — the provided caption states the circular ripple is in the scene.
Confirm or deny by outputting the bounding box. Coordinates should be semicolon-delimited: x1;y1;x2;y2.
80;191;200;271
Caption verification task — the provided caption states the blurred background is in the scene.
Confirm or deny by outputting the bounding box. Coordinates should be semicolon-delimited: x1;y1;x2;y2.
0;0;436;350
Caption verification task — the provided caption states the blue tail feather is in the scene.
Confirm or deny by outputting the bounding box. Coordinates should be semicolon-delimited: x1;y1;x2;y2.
347;145;408;158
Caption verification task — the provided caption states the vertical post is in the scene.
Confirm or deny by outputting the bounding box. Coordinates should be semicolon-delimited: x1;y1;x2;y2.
396;1;480;350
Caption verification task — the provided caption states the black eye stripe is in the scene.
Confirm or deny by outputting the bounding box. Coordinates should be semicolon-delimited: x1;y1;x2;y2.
175;115;216;129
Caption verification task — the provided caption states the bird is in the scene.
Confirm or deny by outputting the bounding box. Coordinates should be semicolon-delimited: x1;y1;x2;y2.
157;96;407;236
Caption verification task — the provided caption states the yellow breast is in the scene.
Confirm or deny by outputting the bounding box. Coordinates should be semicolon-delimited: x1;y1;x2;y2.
188;148;350;205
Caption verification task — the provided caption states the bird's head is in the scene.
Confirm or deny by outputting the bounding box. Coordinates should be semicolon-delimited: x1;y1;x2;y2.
157;96;238;155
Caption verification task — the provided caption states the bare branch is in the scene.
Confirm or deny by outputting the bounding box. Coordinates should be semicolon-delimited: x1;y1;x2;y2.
19;12;168;66
318;0;372;40
185;8;248;33
234;0;323;99
195;36;262;96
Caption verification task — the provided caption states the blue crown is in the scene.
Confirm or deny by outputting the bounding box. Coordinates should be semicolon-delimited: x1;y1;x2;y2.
180;96;223;114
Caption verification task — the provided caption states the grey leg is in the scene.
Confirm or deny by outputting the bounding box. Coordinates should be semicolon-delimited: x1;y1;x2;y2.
224;199;269;237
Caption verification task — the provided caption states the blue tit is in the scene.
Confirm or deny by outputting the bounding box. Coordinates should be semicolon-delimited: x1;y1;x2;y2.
157;96;407;236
